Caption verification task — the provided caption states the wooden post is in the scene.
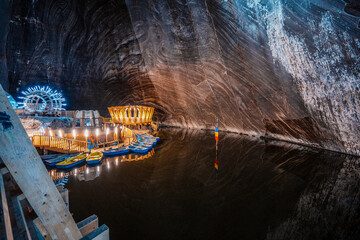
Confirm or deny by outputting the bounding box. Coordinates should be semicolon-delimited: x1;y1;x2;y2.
0;85;82;239
0;170;13;240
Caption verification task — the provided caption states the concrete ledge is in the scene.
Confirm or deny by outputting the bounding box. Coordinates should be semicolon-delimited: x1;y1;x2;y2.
80;224;109;240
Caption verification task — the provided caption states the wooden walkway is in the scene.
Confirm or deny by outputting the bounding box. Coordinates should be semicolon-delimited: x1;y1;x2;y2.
31;135;123;153
32;135;88;153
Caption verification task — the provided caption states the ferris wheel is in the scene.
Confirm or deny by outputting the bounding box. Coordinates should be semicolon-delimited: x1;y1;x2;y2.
18;86;66;114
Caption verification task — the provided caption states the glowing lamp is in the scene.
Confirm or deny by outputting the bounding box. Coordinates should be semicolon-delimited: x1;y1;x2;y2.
72;129;76;139
85;129;89;139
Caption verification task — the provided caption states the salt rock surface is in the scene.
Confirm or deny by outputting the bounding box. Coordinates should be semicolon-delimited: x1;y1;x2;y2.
20;117;72;135
2;0;359;155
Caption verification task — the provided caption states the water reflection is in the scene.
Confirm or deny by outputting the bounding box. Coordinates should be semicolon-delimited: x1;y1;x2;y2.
48;149;155;183
65;129;360;240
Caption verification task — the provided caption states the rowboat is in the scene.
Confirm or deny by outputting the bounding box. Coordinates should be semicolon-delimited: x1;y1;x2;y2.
132;142;154;148
86;152;103;165
40;154;60;161
102;147;130;156
45;154;77;166
56;153;88;169
129;145;150;154
136;134;159;145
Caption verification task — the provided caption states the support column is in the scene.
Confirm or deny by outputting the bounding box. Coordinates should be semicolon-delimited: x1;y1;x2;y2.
0;85;82;239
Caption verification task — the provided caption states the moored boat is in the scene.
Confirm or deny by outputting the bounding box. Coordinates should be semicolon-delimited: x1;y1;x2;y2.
56;153;88;169
132;142;153;148
45;154;77;166
129;145;150;154
102;147;130;156
40;154;60;161
86;152;103;165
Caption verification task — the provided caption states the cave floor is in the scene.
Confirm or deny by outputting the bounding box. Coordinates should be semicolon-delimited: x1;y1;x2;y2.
58;128;360;240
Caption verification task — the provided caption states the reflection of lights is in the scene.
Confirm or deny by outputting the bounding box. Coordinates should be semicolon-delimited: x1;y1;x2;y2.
115;127;118;134
115;158;118;166
106;128;109;135
86;168;89;174
60;172;63;177
49;129;53;136
97;166;100;172
107;162;110;169
58;130;62;138
74;169;77;176
95;128;99;137
51;171;54;176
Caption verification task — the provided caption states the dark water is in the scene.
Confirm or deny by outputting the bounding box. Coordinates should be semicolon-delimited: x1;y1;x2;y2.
62;129;360;240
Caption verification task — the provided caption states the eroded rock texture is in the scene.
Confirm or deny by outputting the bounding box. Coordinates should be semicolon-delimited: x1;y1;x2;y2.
6;0;158;114
2;0;360;155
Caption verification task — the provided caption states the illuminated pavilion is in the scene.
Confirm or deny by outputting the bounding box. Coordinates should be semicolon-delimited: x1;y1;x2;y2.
108;105;154;125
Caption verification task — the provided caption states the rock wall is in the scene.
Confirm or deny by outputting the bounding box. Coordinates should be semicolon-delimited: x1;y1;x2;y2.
6;0;159;116
124;0;360;155
0;0;11;90
2;0;360;155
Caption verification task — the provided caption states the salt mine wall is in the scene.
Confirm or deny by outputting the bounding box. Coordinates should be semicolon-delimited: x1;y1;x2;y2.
1;0;360;155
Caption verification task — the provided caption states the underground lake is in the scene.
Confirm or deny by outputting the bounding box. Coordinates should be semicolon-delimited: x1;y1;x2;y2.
47;129;360;240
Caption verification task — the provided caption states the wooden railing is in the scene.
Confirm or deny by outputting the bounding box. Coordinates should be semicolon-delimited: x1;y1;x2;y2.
32;135;130;153
32;135;88;153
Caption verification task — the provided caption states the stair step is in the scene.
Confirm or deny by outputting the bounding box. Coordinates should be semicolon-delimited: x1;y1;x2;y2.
11;196;31;240
80;224;109;240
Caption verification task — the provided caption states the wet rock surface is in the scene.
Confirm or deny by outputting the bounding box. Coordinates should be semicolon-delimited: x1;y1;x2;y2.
2;0;360;155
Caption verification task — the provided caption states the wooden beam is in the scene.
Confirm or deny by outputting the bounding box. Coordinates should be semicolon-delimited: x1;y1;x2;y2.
0;168;13;240
0;85;82;239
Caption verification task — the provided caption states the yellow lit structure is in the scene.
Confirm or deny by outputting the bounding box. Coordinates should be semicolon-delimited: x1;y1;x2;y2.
108;105;154;125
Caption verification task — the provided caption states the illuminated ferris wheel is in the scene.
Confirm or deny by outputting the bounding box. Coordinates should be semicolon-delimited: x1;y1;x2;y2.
18;86;66;114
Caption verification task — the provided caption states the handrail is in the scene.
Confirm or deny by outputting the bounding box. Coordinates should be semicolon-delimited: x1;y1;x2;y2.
33;135;88;144
31;135;88;153
31;135;124;153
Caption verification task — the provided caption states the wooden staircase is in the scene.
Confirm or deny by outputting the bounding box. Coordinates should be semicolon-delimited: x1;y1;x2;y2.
0;166;109;240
